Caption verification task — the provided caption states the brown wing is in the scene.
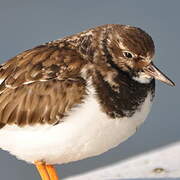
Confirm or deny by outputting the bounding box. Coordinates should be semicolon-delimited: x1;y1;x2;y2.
0;44;87;127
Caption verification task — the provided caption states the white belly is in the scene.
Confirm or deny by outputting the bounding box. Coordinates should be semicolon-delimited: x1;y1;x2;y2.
0;88;153;164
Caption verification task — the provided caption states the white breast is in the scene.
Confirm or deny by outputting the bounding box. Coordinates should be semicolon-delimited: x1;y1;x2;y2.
0;84;153;164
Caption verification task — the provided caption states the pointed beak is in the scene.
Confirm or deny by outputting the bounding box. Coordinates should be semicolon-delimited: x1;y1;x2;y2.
143;63;175;86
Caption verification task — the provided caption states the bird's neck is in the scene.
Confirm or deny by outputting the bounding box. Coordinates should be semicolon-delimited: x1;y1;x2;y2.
92;71;155;118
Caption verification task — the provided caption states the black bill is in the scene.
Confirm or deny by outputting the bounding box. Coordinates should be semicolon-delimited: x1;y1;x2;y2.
143;63;175;86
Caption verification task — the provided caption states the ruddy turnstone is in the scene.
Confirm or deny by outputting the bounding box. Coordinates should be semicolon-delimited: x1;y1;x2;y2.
0;24;175;180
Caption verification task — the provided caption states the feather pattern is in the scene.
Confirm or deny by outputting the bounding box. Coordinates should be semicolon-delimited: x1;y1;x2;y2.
0;45;87;127
0;24;155;128
0;24;159;165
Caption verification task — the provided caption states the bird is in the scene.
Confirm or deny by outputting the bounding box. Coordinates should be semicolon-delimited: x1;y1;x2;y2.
0;24;175;180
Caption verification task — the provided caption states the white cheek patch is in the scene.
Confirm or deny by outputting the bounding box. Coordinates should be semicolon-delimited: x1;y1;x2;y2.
133;72;153;84
0;78;5;85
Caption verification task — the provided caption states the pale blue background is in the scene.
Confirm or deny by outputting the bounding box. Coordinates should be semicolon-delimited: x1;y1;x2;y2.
0;0;179;179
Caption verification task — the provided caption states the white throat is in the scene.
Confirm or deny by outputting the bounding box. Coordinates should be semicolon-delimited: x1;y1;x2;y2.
133;72;152;84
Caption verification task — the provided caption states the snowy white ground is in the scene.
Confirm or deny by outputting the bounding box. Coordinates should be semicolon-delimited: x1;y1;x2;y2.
65;142;180;180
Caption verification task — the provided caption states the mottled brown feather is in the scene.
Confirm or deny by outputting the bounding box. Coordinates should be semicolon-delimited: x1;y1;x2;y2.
0;24;156;128
0;44;87;127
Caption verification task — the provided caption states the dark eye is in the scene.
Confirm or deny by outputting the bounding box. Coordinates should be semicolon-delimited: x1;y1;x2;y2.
123;51;133;59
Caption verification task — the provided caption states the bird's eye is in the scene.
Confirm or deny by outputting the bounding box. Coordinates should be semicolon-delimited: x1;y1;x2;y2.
123;51;134;59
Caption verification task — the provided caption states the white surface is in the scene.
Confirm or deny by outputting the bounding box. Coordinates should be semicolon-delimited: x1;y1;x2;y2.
66;142;180;179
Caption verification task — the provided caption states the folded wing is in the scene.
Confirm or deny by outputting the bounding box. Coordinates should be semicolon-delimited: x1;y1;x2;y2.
0;43;87;127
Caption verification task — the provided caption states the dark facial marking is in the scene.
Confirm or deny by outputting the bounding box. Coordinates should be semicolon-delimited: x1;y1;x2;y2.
102;37;134;79
93;71;155;118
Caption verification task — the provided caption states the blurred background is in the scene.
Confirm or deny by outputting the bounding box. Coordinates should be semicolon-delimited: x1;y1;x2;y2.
0;0;179;179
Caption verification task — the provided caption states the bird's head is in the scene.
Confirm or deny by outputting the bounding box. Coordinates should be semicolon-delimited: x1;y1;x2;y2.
95;24;175;86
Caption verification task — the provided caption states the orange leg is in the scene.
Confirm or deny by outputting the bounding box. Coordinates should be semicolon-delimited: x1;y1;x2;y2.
35;161;50;180
45;164;59;180
35;161;59;180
